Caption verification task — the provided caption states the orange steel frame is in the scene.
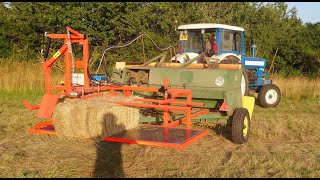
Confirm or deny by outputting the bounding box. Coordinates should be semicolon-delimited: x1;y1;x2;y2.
26;27;211;149
43;26;91;96
94;79;210;129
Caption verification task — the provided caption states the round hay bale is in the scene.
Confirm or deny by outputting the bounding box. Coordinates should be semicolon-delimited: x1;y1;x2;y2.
52;94;141;139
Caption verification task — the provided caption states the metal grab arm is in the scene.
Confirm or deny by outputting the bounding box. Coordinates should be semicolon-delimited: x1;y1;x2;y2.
178;53;203;68
141;52;167;66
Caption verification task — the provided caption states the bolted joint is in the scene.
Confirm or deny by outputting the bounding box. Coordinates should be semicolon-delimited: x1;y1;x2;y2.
158;85;171;94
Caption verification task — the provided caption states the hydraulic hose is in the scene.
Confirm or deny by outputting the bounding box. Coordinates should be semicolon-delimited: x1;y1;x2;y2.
95;33;177;76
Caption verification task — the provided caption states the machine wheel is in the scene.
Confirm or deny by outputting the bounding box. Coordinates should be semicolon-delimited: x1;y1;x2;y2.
241;69;249;96
258;84;281;108
219;55;248;96
231;108;250;144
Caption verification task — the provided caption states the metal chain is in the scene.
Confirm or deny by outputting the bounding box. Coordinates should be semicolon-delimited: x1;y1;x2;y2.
67;29;75;86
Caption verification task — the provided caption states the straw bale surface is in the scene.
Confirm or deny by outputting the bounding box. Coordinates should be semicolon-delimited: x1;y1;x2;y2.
52;94;140;139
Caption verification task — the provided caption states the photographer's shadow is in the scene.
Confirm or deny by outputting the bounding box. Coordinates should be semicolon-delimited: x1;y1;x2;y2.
92;113;125;178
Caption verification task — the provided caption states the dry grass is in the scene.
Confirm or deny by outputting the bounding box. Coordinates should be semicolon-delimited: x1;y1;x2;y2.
0;60;64;92
272;75;320;100
0;90;320;178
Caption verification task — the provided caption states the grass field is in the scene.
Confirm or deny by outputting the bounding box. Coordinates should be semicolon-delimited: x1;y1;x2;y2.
1;61;320;177
1;90;320;178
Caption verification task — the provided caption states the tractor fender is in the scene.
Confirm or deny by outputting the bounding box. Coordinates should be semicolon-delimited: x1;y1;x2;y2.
171;52;200;63
211;53;242;63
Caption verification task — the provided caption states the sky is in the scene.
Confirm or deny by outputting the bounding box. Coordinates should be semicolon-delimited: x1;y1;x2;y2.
286;2;320;24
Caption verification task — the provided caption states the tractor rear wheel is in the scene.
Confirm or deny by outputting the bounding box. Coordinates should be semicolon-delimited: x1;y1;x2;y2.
231;108;250;144
258;84;281;108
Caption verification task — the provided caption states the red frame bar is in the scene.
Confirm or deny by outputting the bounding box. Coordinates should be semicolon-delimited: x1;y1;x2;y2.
168;109;210;128
28;121;58;135
133;98;204;106
23;100;40;110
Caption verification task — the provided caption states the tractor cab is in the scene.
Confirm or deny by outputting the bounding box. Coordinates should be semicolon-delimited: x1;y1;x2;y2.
173;23;245;64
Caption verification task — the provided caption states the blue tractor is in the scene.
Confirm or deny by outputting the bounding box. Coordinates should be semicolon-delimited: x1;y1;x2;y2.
172;23;281;108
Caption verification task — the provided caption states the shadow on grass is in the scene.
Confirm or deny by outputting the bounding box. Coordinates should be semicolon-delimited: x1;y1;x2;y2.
207;124;233;143
92;113;125;178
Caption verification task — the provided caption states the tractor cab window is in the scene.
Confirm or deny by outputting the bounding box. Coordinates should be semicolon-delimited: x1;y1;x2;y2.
179;31;202;53
235;33;241;54
222;30;234;51
221;30;242;54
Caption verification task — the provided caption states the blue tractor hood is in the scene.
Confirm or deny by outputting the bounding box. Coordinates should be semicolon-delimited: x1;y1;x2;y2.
242;56;267;69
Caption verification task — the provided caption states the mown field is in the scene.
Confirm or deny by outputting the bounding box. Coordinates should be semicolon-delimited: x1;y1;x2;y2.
0;61;320;178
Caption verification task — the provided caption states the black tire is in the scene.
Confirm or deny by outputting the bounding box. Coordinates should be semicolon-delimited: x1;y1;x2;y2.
232;108;250;144
258;84;281;108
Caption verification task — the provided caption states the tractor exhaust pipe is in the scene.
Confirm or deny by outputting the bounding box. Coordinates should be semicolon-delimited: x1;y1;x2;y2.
251;44;257;58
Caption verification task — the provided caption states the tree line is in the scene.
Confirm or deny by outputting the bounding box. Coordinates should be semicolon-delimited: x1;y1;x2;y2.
1;2;319;77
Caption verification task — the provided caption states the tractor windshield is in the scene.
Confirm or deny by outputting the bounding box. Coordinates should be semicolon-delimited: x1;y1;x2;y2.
179;31;203;53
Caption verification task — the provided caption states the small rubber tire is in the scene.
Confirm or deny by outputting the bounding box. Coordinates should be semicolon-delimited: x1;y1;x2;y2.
232;108;250;144
258;84;281;108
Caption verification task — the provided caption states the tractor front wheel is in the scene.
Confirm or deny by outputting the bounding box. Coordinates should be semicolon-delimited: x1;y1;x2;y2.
258;84;281;108
231;108;250;144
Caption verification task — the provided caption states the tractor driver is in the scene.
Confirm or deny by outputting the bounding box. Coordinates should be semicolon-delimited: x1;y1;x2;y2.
205;33;218;57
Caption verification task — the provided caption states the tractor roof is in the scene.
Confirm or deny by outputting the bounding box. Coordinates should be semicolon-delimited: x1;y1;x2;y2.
177;23;244;32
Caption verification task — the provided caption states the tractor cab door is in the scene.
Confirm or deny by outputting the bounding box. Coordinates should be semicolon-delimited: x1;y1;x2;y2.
217;29;243;56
